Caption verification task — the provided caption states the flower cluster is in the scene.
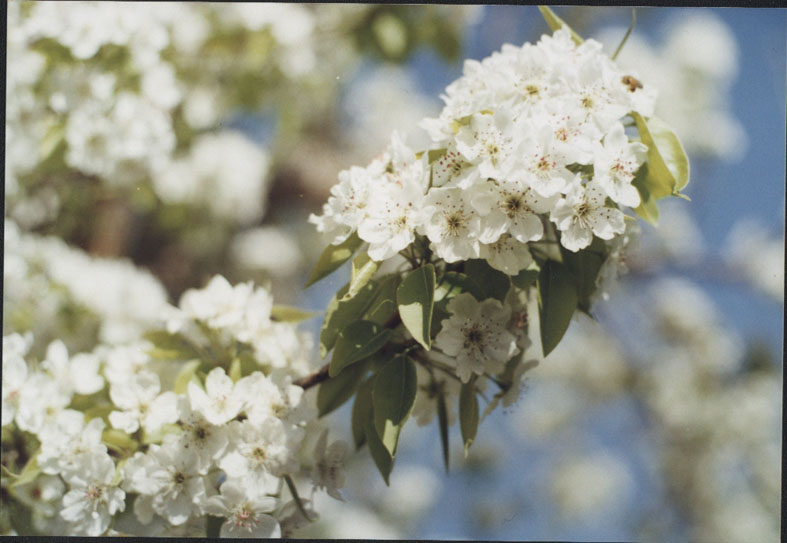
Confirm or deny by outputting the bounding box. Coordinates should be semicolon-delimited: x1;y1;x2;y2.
2;277;346;537
4;219;169;352
311;27;656;269
6;2;285;228
306;22;687;486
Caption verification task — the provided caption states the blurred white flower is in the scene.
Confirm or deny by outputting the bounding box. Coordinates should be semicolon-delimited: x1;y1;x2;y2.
638;199;705;265
377;464;441;519
725;218;784;301
1;333;32;427
549;452;633;518
598;11;746;159
311;429;347;500
230;226;304;278
140;62;182;110
344;67;440;160
154;131;271;224
65;92;175;186
182;85;222;129
309;492;402;539
511;381;582;440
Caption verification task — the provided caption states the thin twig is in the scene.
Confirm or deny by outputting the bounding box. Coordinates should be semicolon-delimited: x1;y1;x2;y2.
612;9;636;61
293;364;330;390
283;475;311;521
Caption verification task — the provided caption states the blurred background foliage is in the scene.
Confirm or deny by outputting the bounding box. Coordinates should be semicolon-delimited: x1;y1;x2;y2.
4;3;784;541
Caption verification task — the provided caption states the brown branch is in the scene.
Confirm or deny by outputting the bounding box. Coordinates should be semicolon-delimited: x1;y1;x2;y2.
293;363;330;390
295;312;404;390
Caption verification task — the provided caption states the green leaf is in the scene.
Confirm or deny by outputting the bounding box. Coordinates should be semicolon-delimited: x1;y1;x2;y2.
538;6;584;45
11;454;41;488
206;516;224;538
511;261;541;289
632;164;660;225
435;271;485;303
373;355;417;456
451;113;476;133
102;428;138;454
397;264;436;350
143;330;201;361
463;259;511;302
459;378;479;456
351;377;374;449
83;403;115;422
6;492;35;535
329;320;393;377
344;252;378;301
320;279;381;357
365;274;401;325
270;305;318;323
306;232;363;288
437;386;450;473
174;360;201;394
317;359;367;417
632;112;690;198
560;237;607;313
538;260;578;357
366;408;394;485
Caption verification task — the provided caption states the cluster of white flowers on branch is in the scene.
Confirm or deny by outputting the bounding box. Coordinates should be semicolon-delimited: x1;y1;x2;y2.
311;27;663;263
1;6;696;537
2;276;347;537
306;14;689;483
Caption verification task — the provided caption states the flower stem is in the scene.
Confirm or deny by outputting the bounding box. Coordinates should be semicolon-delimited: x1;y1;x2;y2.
612;9;636;62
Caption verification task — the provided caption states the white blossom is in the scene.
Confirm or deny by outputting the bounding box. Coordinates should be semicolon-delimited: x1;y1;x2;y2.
203;480;281;538
188;368;244;426
40;340;104;396
123;442;206;526
422;187;483;263
174;396;229;473
480;235;535;275
60;452;125;536
220;418;303;483
2;333;32;427
38;416;108;479
551;181;626;252
311;429;347;500
593;122;648;207
434;293;519;382
108;371;178;434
